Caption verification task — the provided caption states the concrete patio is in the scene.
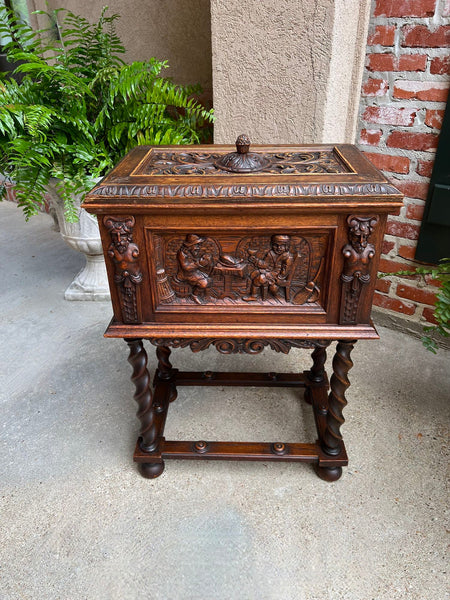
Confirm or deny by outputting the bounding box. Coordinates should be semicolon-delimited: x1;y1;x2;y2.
1;200;449;600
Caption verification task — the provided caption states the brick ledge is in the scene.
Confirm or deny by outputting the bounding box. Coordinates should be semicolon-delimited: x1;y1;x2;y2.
372;308;450;351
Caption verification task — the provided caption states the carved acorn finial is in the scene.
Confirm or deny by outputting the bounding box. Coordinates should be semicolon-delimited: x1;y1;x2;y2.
215;133;270;173
236;134;251;154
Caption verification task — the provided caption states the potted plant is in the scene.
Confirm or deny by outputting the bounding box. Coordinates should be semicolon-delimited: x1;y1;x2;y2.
0;5;214;299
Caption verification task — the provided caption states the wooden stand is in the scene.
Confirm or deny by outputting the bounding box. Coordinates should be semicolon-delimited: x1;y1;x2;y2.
83;139;403;481
126;338;356;482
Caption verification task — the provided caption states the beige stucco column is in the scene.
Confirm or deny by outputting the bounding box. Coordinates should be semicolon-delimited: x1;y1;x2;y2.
211;0;371;144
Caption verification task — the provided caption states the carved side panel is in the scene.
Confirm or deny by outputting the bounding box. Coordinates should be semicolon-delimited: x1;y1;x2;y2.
340;215;379;325
104;216;143;323
150;231;329;309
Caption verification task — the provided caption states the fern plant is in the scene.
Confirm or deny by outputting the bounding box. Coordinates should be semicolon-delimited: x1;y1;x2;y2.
0;5;214;221
380;258;450;353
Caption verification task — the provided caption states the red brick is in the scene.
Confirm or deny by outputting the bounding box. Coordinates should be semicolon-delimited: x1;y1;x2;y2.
359;129;383;145
394;80;449;102
373;292;416;315
425;109;445;129
362;78;389;96
397;283;437;306
367;53;395;72
424;274;443;287
398;54;427;71
406;201;426;220
402;25;450;48
367;53;428;72
385;219;421;240
398;244;417;260
386;131;439;152
444;0;450;17
363;106;416;126
416;160;434;177
375;0;436;17
364;152;410;174
395;181;429;200
423;307;439;324
430;56;450;75
378;257;413;274
367;25;395;46
382;239;396;254
376;278;392;293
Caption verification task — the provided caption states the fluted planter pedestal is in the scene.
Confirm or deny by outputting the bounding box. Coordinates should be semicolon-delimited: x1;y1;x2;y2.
47;180;110;301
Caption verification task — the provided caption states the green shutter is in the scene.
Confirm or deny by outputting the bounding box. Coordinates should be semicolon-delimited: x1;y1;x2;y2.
415;98;450;264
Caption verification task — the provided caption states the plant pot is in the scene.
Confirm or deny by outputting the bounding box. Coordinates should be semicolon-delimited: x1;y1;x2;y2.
46;179;110;301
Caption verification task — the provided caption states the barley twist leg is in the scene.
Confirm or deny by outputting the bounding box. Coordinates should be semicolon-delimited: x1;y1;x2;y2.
125;338;158;452
156;345;177;402
322;340;355;453
156;345;173;379
310;345;328;383
317;340;356;482
304;343;328;404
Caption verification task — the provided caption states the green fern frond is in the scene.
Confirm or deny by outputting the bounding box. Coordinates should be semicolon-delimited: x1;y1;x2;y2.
0;4;214;221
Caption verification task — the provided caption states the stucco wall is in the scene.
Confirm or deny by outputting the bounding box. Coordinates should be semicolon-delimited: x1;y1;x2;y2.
211;0;371;144
26;0;372;143
323;0;372;143
29;0;213;105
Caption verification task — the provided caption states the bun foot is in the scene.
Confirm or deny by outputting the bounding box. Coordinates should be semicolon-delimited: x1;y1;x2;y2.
315;465;342;482
138;461;165;479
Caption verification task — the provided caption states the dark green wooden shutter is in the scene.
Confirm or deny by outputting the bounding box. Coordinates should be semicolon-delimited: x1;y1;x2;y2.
415;98;450;264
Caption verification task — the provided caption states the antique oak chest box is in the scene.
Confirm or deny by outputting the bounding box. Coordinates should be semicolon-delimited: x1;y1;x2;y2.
83;137;403;480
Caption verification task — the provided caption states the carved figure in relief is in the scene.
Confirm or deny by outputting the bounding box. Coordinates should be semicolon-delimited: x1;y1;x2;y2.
341;216;378;288
243;234;294;301
106;219;142;282
340;215;379;325
176;234;213;304
162;233;326;306
104;216;143;322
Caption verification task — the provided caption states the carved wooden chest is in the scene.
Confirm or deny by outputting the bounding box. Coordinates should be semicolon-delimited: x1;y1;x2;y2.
83;138;403;481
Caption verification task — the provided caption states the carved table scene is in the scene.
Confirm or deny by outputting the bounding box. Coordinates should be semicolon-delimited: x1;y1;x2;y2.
83;137;403;481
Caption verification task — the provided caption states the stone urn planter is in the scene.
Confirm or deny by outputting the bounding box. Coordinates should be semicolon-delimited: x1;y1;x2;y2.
46;179;110;301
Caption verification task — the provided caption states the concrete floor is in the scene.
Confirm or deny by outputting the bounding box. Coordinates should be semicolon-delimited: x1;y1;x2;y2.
1;201;449;600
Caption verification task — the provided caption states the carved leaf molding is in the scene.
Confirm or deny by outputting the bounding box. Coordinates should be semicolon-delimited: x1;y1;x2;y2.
149;338;331;354
90;182;400;199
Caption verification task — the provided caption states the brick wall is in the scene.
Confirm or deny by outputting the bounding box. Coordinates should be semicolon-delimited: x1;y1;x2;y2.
357;0;450;327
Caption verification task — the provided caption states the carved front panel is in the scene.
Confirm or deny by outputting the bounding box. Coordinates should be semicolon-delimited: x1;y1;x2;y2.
148;231;330;311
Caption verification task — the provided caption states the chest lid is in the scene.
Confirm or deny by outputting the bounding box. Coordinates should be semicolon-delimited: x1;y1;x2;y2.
83;136;403;211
